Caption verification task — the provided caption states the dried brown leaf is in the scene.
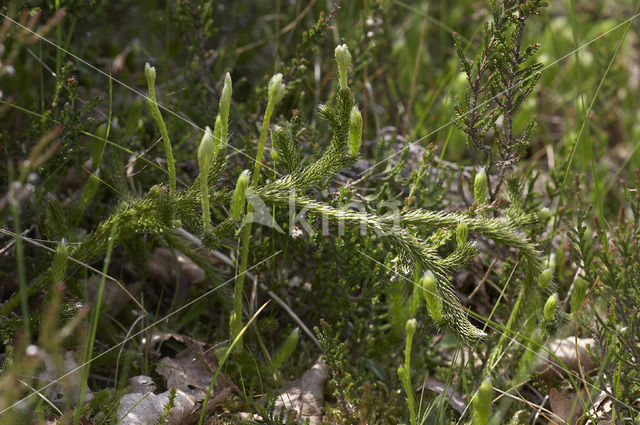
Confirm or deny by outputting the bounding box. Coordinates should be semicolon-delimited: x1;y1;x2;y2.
535;338;597;378
417;378;467;416
148;248;205;287
272;357;329;425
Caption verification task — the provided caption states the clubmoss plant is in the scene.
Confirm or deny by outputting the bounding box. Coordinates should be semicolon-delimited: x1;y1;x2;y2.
2;41;548;369
537;268;553;290
570;277;588;314
472;377;493;425
219;72;232;146
542;293;558;323
397;318;418;425
51;239;69;284
335;44;351;90
144;63;176;194
474;167;488;205
197;126;216;235
231;73;287;351
230;170;250;221
456;221;469;247
422;272;443;324
348;107;363;157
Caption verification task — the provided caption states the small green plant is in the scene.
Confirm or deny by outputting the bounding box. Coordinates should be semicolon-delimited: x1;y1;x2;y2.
145;63;176;194
314;320;358;423
471;378;493;425
422;272;443;325
8;2;636;423
197;126;216;235
542;292;558;323
397;318;418;425
231;72;287;351
154;387;177;425
454;0;548;197
271;327;299;371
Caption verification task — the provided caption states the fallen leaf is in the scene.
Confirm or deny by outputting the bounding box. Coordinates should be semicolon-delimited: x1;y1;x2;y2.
581;387;614;425
146;331;209;356
148;248;205;287
118;333;233;425
549;388;582;425
117;389;195;425
85;275;142;316
156;347;218;400
271;357;328;425
35;413;94;425
535;338;597;378
38;351;93;405
111;46;133;74
417;378;467;416
127;375;156;394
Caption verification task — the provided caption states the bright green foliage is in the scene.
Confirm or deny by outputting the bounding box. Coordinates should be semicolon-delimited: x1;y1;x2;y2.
474;167;488;204
348;107;362;157
145;63;176;194
271;327;299;370
198;126;216;234
230;170;250;221
537;268;553;289
422;273;443;324
456;221;469;247
398;318;418;425
51;240;69;284
472;378;493;425
543;293;558;322
5;43;546;348
570;277;588;313
232;72;287;351
335;44;351;90
272;128;302;174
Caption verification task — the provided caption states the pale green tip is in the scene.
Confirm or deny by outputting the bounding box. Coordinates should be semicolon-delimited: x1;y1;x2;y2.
474;167;488;204
538;268;553;289
230;170;251;221
422;272;443;324
197;126;216;172
543;293;558;322
335;44;352;89
220;73;232;113
539;207;551;222
405;318;417;336
348;107;363;157
472;378;493;425
570;277;588;313
397;365;407;382
268;73;286;104
144;63;156;86
456;221;469;247
52;239;69;284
